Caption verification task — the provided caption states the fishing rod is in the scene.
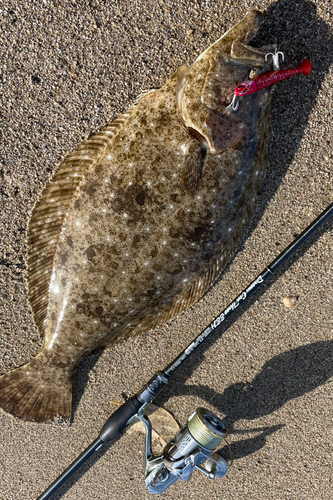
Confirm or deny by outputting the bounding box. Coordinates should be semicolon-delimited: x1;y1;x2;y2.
37;200;333;499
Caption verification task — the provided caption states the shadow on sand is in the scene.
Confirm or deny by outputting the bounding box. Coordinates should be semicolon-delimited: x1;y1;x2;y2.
156;340;333;460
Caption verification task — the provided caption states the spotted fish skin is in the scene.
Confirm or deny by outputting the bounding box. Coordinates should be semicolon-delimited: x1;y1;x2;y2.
0;11;273;422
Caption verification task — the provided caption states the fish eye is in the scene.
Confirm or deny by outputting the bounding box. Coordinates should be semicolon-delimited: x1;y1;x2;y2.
249;67;261;79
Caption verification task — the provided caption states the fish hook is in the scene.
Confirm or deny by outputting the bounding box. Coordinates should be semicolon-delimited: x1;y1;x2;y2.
226;93;239;112
265;46;284;71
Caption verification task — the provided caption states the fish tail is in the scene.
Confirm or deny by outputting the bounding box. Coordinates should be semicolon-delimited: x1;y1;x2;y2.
0;351;73;423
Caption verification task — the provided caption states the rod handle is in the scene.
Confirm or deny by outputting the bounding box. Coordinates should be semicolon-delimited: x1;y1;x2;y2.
99;395;144;442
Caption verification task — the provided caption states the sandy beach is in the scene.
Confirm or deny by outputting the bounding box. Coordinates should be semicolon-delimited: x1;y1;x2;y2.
0;1;332;499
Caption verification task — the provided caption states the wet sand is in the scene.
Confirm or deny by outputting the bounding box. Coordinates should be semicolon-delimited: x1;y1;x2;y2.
0;1;332;499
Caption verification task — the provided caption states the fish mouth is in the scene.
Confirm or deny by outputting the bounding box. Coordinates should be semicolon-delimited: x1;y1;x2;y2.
221;91;237;107
220;54;275;109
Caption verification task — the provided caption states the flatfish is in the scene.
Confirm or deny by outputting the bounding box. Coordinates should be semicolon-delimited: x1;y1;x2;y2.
0;10;273;422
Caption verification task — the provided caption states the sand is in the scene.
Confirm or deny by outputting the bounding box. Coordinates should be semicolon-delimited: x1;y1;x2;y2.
0;0;332;499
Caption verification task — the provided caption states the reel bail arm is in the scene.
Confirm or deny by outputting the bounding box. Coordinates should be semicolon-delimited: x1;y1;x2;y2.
141;407;228;494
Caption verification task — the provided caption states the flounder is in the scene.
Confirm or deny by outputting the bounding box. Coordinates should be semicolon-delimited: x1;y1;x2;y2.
0;10;274;422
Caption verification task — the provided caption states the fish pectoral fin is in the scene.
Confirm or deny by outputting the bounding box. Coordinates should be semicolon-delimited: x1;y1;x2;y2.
0;351;73;422
182;146;206;195
190;108;244;155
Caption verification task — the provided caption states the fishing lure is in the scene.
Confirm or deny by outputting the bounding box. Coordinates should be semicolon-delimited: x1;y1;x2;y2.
228;59;312;110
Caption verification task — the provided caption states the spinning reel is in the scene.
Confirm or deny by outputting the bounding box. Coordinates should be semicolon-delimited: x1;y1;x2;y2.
134;406;229;494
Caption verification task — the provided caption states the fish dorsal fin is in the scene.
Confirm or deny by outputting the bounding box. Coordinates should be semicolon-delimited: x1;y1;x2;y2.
28;111;132;333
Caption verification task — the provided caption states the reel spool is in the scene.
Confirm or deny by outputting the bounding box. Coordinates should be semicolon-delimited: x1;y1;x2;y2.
137;407;229;494
188;407;227;450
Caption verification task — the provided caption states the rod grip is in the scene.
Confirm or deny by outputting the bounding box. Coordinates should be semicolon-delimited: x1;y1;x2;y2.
99;396;143;442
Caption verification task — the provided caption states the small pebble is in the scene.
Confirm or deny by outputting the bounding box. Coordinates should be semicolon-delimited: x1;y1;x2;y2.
283;296;297;308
